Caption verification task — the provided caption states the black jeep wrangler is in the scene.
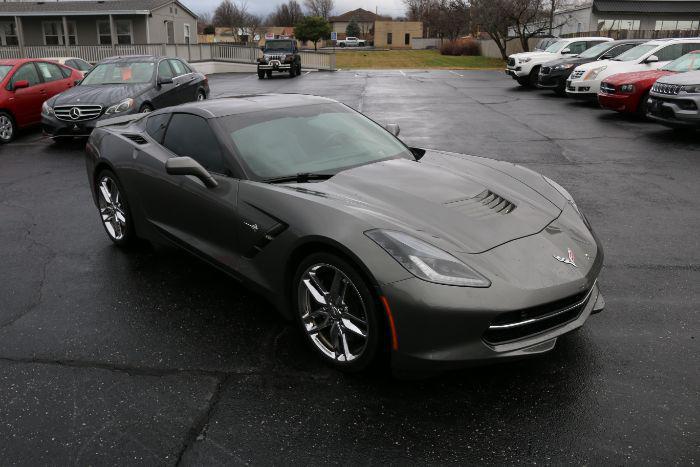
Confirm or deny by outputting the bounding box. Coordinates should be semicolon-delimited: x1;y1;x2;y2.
257;39;302;79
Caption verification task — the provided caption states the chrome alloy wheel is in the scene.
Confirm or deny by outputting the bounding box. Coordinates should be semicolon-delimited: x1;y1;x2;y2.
197;91;206;101
298;264;369;362
0;115;13;141
97;176;127;240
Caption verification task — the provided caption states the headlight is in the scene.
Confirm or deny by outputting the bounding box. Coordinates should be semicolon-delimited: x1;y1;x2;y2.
619;84;635;93
520;57;532;63
584;66;607;80
284;55;294;63
553;63;574;70
41;101;53;116
104;98;134;115
681;84;700;94
365;230;491;287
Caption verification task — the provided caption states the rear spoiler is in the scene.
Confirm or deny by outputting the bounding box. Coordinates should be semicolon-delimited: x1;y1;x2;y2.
95;113;146;128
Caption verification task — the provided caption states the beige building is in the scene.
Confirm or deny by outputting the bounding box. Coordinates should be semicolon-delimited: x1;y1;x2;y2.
0;0;198;47
329;8;390;41
373;21;423;49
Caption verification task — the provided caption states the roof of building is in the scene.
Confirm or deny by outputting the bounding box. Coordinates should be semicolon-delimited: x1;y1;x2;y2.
0;0;197;18
329;8;390;23
594;0;700;13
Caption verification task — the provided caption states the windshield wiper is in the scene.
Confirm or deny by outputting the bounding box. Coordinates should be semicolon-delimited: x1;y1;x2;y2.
264;172;335;184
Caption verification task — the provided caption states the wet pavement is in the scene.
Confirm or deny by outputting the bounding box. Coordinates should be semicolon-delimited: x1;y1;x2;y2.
0;70;698;465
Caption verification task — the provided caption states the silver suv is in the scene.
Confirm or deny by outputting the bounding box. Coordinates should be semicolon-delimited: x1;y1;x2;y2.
647;69;700;128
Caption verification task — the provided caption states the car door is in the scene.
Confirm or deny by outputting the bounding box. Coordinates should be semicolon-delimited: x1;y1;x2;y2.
8;62;45;126
149;112;241;267
168;59;197;103
35;61;73;97
151;59;178;109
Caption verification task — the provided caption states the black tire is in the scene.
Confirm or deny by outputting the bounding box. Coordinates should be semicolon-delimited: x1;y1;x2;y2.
297;63;303;76
196;90;206;101
257;70;265;79
139;103;154;113
516;76;529;87
340;43;346;48
637;91;650;119
528;66;540;87
266;70;272;78
0;110;17;144
554;83;567;96
292;252;382;372
94;169;136;247
289;65;295;78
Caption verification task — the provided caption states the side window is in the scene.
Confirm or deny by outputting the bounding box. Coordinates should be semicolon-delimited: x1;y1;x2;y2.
683;43;700;54
145;113;170;143
609;43;635;57
11;63;41;87
36;62;64;82
168;59;187;76
162;114;227;174
568;41;588;54
59;65;72;78
158;60;174;79
75;59;93;71
655;44;684;61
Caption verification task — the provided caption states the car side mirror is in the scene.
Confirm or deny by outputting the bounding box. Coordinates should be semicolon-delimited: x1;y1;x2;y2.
385;123;400;137
645;55;659;63
157;76;173;85
12;80;29;90
165;156;218;188
561;48;571;55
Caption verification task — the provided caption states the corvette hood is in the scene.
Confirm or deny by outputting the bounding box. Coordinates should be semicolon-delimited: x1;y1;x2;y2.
49;83;150;106
604;70;672;85
299;151;563;254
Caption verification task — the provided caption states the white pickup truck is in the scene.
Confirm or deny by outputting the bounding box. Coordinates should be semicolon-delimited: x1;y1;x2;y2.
337;37;366;47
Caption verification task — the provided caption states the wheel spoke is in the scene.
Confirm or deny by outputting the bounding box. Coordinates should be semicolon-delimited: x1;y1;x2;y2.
115;210;126;224
330;322;340;357
99;181;112;204
302;278;327;305
341;318;366;338
339;328;351;361
342;310;367;326
307;317;331;335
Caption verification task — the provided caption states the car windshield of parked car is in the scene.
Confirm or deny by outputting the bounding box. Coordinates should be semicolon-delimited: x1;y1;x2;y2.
221;103;414;180
544;41;567;53
662;52;700;72
81;62;155;85
265;40;293;52
0;65;12;81
612;44;656;61
578;42;613;59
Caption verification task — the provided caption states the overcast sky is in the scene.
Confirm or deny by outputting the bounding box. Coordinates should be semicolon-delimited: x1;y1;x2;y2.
180;0;407;19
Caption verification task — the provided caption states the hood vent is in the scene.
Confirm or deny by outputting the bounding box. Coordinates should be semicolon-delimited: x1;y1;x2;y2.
444;189;516;217
123;133;148;145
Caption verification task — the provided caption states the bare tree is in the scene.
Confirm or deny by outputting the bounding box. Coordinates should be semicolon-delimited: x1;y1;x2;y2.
509;0;570;51
304;0;334;20
470;0;514;60
246;13;263;43
268;0;305;26
213;0;249;41
403;0;469;40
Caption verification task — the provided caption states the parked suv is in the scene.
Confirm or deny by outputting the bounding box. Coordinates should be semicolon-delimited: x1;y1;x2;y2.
537;39;646;95
258;39;302;78
506;37;613;86
42;55;208;141
566;38;700;100
0;58;82;143
599;50;700;117
647;69;700;128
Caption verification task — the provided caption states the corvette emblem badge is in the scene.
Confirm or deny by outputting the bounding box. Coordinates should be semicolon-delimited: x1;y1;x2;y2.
554;248;577;267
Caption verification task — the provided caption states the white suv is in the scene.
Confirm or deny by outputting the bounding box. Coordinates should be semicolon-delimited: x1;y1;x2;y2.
506;37;612;86
566;38;700;99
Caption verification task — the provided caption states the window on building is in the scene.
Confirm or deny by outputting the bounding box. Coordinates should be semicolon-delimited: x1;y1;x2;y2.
387;32;392;45
404;33;410;45
184;24;191;44
96;19;133;45
655;20;700;31
0;22;18;46
597;19;640;31
42;21;77;45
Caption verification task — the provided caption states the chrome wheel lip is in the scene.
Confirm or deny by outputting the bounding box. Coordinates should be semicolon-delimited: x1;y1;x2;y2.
97;175;126;241
196;92;206;101
0;115;13;141
298;263;369;363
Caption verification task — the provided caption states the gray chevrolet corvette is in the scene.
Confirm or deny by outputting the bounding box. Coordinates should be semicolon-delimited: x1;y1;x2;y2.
85;94;604;373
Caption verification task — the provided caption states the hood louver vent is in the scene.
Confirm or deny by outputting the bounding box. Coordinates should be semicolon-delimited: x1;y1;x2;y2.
123;133;148;145
444;190;516;218
474;190;516;214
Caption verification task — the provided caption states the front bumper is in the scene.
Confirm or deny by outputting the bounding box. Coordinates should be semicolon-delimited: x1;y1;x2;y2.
646;94;700;128
42;111;132;138
258;60;292;71
566;78;600;99
598;92;639;113
536;69;570;89
505;67;526;79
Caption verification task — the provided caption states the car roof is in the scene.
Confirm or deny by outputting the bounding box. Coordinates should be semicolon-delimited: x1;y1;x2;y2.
0;57;60;66
164;94;339;119
607;39;649;45
561;37;613;42
99;55;164;63
644;37;700;46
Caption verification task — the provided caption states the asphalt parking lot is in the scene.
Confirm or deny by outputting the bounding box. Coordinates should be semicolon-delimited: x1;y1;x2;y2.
1;69;698;465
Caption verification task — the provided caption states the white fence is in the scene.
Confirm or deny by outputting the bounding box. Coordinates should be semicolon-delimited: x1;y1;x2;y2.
0;43;335;71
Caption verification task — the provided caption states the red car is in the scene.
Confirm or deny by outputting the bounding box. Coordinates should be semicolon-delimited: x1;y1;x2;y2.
0;58;82;143
598;50;700;116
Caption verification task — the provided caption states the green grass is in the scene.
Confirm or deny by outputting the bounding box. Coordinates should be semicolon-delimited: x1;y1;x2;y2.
334;50;504;70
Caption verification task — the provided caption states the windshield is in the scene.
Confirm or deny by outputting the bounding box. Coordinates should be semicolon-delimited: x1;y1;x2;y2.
264;40;294;52
73;59;93;71
545;41;566;53
0;65;12;81
662;52;700;72
613;44;656;61
81;61;155;85
221;103;414;180
579;42;613;59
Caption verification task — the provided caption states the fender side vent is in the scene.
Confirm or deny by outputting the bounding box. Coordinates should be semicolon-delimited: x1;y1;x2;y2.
123;133;148;145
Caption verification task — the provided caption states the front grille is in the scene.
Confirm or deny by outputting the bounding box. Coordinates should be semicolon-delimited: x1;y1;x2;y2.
508;57;515;67
266;54;284;61
571;69;585;80
651;82;682;95
540;66;551;75
600;82;616;94
54;104;103;122
483;286;594;345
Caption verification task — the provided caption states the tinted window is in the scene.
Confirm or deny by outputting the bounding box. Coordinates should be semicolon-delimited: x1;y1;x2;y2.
69;58;92;71
11;63;40;87
0;65;12;81
655;44;684;62
59;65;72;78
145;113;170;143
608;43;636;57
682;43;700;54
566;41;588;54
36;62;64;82
169;59;188;76
163;114;227;174
158;60;174;79
82;62;155;85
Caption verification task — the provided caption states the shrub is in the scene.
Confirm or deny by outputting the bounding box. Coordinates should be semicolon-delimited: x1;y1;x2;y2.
440;39;480;56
